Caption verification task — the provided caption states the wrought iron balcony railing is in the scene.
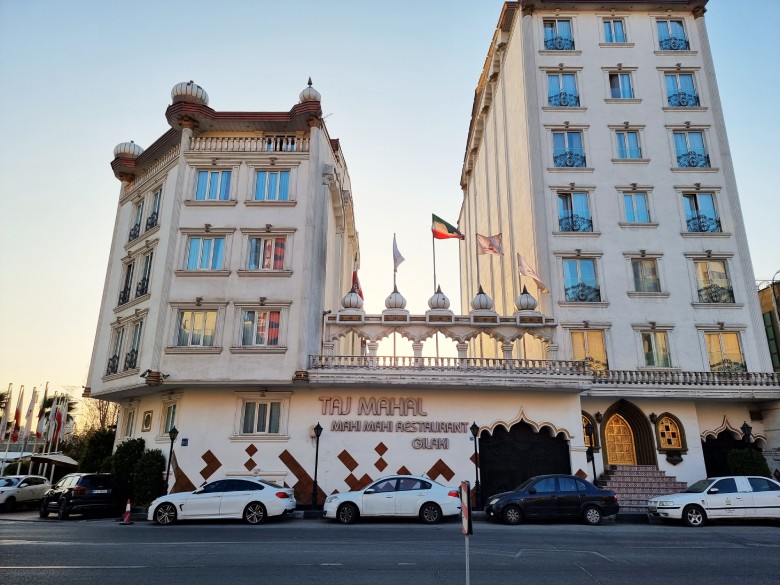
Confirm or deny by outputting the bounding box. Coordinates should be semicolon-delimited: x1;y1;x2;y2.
677;150;710;168
558;213;593;232
128;223;141;242
553;150;586;168
136;277;149;298
548;92;579;107
545;36;575;50
118;286;131;306
659;36;689;50
668;91;699;107
123;349;138;371
145;212;158;231
710;359;747;373
106;355;119;376
565;283;601;302
686;213;721;233
698;283;735;303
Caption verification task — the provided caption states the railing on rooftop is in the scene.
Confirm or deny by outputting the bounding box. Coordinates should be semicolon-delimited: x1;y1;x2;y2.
190;136;309;153
310;355;589;375
592;369;778;387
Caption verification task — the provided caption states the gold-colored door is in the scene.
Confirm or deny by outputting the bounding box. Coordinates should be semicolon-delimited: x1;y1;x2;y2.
605;414;637;465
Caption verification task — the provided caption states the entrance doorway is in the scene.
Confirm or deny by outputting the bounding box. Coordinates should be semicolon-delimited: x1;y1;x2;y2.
702;431;742;477
600;400;657;467
605;414;637;465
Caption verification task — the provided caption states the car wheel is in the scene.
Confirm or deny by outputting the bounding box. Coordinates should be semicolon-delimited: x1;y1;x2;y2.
583;506;602;526
337;503;359;525
243;502;266;525
683;504;706;527
39;501;50;518
57;499;69;520
419;502;442;524
3;497;16;512
154;503;177;526
502;505;523;525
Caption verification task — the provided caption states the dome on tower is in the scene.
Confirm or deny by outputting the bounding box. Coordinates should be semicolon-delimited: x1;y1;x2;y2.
299;77;321;102
171;81;209;105
471;285;494;311
428;286;451;310
385;286;407;310
515;286;538;312
113;141;144;158
342;289;364;310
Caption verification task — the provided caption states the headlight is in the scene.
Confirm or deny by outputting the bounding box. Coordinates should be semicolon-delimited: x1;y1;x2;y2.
325;496;338;504
656;501;675;507
487;497;499;506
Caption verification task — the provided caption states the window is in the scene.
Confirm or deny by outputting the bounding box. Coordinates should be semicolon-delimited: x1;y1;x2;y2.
163;402;177;434
683;192;720;232
642;331;671;367
557;192;592;232
552;131;585;167
118;262;134;306
248;237;286;271
543;19;574;50
603;18;626;43
399;478;431;491
705;332;745;372
608;72;633;99
195;170;232;201
186;236;225;270
711;478;737;493
176;310;217;347
563;258;600;302
624;192;651;223
632;258;661;292
674;131;709;168
136;252;153;297
616;130;642;159
146;188;162;231
255;170;290;201
241;310;281;347
106;326;125;375
665;73;699;107
571;330;608;369
124;320;143;370
242;400;282;434
129;200;144;242
657;416;682;449
657;19;688;50
533;477;557;492
694;260;734;303
748;477;780;492
123;409;135;438
547;73;579;107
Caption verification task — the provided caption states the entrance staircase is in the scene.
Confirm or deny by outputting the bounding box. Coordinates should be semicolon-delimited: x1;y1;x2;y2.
596;465;688;515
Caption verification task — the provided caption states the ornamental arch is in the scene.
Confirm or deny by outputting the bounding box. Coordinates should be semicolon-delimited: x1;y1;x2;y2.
600;400;657;467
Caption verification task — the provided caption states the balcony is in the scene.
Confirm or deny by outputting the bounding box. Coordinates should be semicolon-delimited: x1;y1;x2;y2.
128;223;141;243
106;355;119;376
667;91;699;107
553;150;586;168
565;283;601;302
677;150;710;168
118;286;131;306
558;213;592;232
190;135;309;153
659;36;689;50
548;92;579;107
710;359;747;373
545;36;575;50
136;277;149;298
686;213;721;233
145;212;158;231
697;283;734;303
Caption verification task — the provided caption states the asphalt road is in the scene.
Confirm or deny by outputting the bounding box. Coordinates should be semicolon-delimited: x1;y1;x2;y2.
1;509;778;585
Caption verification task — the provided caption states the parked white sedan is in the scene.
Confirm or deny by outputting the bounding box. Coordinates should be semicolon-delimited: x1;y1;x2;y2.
0;475;51;511
647;475;780;527
148;477;296;525
323;475;461;524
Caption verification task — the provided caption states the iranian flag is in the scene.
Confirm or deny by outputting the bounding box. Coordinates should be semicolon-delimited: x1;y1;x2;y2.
9;386;24;443
431;214;465;240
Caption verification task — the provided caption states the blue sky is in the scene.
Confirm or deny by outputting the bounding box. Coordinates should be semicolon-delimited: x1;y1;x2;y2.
0;0;777;396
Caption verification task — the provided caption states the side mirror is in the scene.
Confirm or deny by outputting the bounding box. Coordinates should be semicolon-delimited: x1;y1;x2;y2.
707;488;719;494
364;488;375;495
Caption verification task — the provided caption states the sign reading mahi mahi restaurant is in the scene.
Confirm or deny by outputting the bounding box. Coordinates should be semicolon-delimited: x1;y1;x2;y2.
319;396;468;449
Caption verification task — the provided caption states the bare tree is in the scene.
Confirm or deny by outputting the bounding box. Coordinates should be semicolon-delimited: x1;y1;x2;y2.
74;396;119;433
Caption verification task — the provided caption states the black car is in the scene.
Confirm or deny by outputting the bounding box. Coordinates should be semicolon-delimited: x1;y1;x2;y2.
39;473;120;520
484;474;619;525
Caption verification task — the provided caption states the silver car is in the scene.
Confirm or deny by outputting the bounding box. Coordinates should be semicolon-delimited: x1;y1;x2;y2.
0;475;51;511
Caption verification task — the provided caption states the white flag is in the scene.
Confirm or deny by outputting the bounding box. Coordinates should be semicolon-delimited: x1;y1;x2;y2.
23;387;38;439
392;234;405;272
517;253;549;293
47;394;60;443
476;233;503;255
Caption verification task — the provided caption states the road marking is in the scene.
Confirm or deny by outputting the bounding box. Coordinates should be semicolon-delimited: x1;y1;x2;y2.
320;563;342;566
0;566;147;570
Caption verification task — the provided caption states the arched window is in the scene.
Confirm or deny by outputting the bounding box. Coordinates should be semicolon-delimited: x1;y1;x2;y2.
653;412;687;453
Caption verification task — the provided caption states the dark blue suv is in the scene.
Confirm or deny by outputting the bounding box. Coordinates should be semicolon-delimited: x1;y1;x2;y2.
39;473;119;520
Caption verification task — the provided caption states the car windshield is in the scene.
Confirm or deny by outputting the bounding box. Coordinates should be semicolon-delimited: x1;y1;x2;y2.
0;478;19;487
685;479;714;493
514;478;536;492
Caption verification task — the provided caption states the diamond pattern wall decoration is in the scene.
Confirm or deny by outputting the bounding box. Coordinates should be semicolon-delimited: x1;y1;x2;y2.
200;450;222;480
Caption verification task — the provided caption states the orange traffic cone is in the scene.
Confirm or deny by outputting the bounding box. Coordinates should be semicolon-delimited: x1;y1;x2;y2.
120;499;134;525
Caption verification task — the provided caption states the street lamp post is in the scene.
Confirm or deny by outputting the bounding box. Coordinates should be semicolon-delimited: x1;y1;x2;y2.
165;426;179;494
741;421;752;449
310;422;323;509
470;422;481;509
585;422;597;481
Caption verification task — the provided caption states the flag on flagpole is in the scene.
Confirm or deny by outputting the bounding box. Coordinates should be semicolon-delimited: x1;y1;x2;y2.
351;254;363;299
476;233;504;255
36;385;48;439
23;387;38;440
517;253;549;293
0;385;12;441
392;234;405;272
431;214;465;240
47;394;60;443
10;386;24;443
51;398;66;445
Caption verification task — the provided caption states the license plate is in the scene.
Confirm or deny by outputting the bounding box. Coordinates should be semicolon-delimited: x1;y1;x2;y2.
91;489;109;494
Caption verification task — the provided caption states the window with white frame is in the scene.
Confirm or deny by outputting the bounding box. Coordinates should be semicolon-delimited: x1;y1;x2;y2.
247;236;287;271
118;261;135;306
185;236;225;270
623;191;651;223
683;192;720;232
162;402;177;434
123;408;135;438
255;170;290;201
146;187;162;231
195;170;232;201
603;18;627;43
694;259;734;303
615;129;642;159
665;73;699;107
237;392;290;437
543;19;575;50
176;310;217;347
705;332;745;372
608;72;634;99
124;320;143;371
641;330;671;367
240;309;282;347
547;73;579;107
631;258;661;292
136;252;153;298
656;19;689;50
571;329;608;369
106;326;125;376
563;258;601;302
129;200;144;243
557;192;592;232
552;130;586;167
673;130;709;168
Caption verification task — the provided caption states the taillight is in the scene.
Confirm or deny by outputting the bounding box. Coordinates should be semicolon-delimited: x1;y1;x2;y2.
72;487;87;494
275;492;290;499
448;490;459;498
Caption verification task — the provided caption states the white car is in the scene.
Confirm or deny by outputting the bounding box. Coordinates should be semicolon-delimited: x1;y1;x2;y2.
0;475;51;511
647;475;780;527
148;477;296;525
323;474;461;524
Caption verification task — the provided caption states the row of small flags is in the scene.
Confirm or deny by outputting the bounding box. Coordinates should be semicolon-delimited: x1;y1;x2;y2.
351;213;549;299
0;384;67;445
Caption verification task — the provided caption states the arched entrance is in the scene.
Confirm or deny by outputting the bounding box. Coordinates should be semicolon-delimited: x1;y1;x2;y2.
601;400;657;467
479;421;571;500
702;430;742;477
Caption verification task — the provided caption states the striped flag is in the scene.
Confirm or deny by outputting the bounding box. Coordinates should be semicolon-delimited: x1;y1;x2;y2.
10;386;24;442
351;254;363;299
47;394;60;443
0;385;12;441
431;214;465;240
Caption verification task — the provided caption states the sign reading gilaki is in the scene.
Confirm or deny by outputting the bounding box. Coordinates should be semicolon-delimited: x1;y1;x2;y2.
320;396;468;449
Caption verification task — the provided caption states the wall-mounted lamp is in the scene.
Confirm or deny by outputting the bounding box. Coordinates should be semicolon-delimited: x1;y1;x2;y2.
649;413;658;424
259;297;266;306
195;296;203;306
595;412;603;424
204;223;211;232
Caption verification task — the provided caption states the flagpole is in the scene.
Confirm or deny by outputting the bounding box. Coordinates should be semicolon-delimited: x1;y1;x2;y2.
432;233;438;292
